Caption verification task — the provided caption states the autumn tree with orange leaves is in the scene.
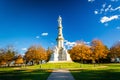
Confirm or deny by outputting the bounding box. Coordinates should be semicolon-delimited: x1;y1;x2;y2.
15;55;24;64
90;39;109;63
109;41;120;62
0;49;6;65
46;47;53;62
69;42;92;63
0;46;16;66
24;45;47;65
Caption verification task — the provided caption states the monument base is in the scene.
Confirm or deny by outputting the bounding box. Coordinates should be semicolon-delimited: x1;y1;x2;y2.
48;60;73;63
49;47;72;62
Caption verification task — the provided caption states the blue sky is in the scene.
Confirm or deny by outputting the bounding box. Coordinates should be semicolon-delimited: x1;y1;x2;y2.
0;0;120;54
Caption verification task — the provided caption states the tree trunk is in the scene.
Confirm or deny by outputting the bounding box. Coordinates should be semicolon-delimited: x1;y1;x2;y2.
98;59;100;66
31;61;34;65
92;60;96;67
8;62;11;67
40;60;42;69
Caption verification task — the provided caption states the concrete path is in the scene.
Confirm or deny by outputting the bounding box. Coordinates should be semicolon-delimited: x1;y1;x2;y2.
47;69;75;80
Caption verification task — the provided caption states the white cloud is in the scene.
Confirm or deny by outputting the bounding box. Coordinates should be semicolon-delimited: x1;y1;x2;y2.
64;40;90;49
100;8;104;14
64;40;76;49
102;3;106;8
94;4;111;14
100;15;120;23
105;5;112;12
104;23;109;26
94;10;98;14
110;6;120;12
111;0;119;2
94;1;120;26
88;0;95;2
84;42;90;45
116;26;120;30
108;5;112;8
36;36;40;39
94;3;120;15
51;43;54;45
21;48;27;51
41;32;48;36
114;6;120;11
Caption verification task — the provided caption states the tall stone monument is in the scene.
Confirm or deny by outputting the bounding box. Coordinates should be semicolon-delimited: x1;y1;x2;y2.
49;16;72;62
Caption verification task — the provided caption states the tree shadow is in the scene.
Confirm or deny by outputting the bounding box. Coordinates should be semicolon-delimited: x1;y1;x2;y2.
0;69;51;80
71;68;120;80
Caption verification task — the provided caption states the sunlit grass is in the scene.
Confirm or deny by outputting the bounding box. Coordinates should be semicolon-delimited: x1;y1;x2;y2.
0;68;51;80
0;63;120;80
27;62;104;69
70;63;120;80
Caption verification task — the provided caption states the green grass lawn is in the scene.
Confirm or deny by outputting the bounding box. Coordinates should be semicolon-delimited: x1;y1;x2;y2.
0;68;51;80
70;63;120;80
27;62;100;69
0;63;120;80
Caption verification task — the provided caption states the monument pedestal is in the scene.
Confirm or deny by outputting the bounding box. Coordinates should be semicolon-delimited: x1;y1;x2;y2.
49;47;72;62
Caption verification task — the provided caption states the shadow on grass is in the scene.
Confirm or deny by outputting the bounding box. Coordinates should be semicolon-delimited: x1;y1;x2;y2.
0;69;51;80
71;69;120;80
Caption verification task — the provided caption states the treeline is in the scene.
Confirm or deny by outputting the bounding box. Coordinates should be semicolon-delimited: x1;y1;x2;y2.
69;39;120;63
0;45;52;67
0;39;120;67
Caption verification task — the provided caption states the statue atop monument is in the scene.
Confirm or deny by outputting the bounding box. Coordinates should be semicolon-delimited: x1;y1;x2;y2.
58;16;62;27
49;16;72;62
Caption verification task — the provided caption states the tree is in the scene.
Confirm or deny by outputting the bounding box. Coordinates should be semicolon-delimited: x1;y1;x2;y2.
69;42;92;63
24;45;47;65
24;47;33;64
46;47;53;62
90;39;109;64
15;55;24;64
0;49;6;65
109;41;120;62
4;46;16;66
0;46;17;67
101;45;110;63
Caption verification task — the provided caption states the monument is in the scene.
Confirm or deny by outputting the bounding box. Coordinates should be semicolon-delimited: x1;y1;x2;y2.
49;16;72;62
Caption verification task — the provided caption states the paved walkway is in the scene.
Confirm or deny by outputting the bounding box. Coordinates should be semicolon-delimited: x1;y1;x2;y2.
47;69;75;80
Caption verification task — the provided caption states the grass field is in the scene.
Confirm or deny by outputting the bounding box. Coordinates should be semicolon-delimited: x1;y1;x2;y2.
0;68;51;80
27;62;100;69
0;63;120;80
70;63;120;80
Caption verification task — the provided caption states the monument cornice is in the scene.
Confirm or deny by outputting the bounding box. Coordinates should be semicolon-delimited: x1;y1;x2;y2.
56;38;64;40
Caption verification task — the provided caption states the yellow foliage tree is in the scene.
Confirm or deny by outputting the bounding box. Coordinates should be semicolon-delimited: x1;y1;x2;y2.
91;39;109;63
109;41;120;60
69;42;92;63
15;55;24;64
0;46;16;66
24;45;46;65
46;47;53;62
